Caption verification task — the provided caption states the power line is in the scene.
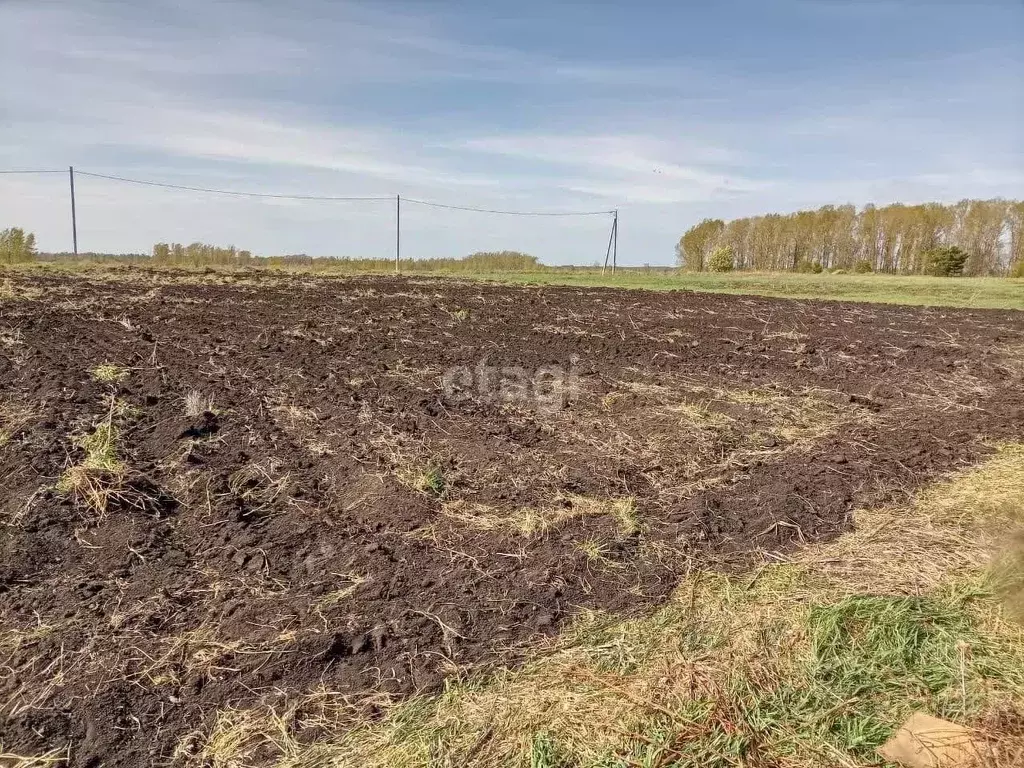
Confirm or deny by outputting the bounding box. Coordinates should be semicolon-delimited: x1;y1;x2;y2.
73;171;393;201
2;168;617;215
1;166;621;268
0;169;65;174
403;197;613;217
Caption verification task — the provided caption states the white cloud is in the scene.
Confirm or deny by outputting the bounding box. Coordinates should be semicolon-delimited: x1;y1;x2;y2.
458;135;767;204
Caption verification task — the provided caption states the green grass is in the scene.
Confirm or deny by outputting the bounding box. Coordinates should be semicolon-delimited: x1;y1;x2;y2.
412;465;446;497
54;415;128;516
459;270;1024;310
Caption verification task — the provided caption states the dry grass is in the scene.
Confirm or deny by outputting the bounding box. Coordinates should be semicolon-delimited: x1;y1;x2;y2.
184;390;216;417
0;276;44;302
442;495;640;538
228;460;291;516
54;410;128;518
567;380;868;503
0;746;69;767
312;574;370;613
89;363;130;384
173;444;1024;768
399;464;447;497
0;399;34;450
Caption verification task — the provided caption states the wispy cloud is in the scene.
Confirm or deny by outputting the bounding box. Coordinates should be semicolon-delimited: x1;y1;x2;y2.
458;135;765;204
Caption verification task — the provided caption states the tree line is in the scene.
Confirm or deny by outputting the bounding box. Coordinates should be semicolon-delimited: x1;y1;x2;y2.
1;234;547;273
149;244;541;272
0;227;37;264
676;199;1024;276
152;242;254;266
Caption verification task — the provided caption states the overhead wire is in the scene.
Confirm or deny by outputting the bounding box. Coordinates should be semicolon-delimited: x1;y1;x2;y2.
1;168;616;215
73;171;393;201
401;197;614;217
0;169;66;174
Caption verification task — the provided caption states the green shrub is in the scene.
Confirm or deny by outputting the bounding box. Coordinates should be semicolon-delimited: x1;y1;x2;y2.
794;259;823;274
1009;260;1024;279
923;245;969;277
461;251;540;271
706;246;734;273
853;260;874;274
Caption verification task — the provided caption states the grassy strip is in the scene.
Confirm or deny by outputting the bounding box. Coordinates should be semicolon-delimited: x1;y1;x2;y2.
462;271;1024;311
172;444;1024;767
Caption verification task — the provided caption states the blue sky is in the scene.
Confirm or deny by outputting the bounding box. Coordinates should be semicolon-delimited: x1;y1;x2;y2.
1;0;1021;264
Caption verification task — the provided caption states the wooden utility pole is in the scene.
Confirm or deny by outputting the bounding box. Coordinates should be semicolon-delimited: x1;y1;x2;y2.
395;194;401;273
602;213;615;275
612;209;618;274
69;166;78;256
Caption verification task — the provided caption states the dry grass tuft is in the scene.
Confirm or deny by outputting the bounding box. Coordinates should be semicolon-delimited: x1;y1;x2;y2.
313;574;370;613
55;413;128;517
0;276;44;302
0;399;34;449
184;390;215;417
401;464;447;497
228;460;290;516
90;363;130;384
442;494;639;538
173;444;1024;768
0;746;69;767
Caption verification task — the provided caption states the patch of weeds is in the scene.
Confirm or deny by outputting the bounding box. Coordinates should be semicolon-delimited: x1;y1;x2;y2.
114;398;143;421
412;465;446;497
808;594;975;703
610;497;640;536
90;363;130;384
63;421;123;476
599;391;626;412
529;731;572;768
727;589;1024;762
81;421;122;470
578;539;621;569
577;539;605;562
56;418;128;516
453;307;471;322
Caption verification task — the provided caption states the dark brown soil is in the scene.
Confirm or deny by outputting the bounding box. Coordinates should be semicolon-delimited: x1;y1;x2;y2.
1;269;1022;766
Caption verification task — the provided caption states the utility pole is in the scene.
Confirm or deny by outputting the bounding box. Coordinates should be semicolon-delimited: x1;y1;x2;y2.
395;194;401;273
602;212;615;275
612;209;618;274
69;166;78;256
